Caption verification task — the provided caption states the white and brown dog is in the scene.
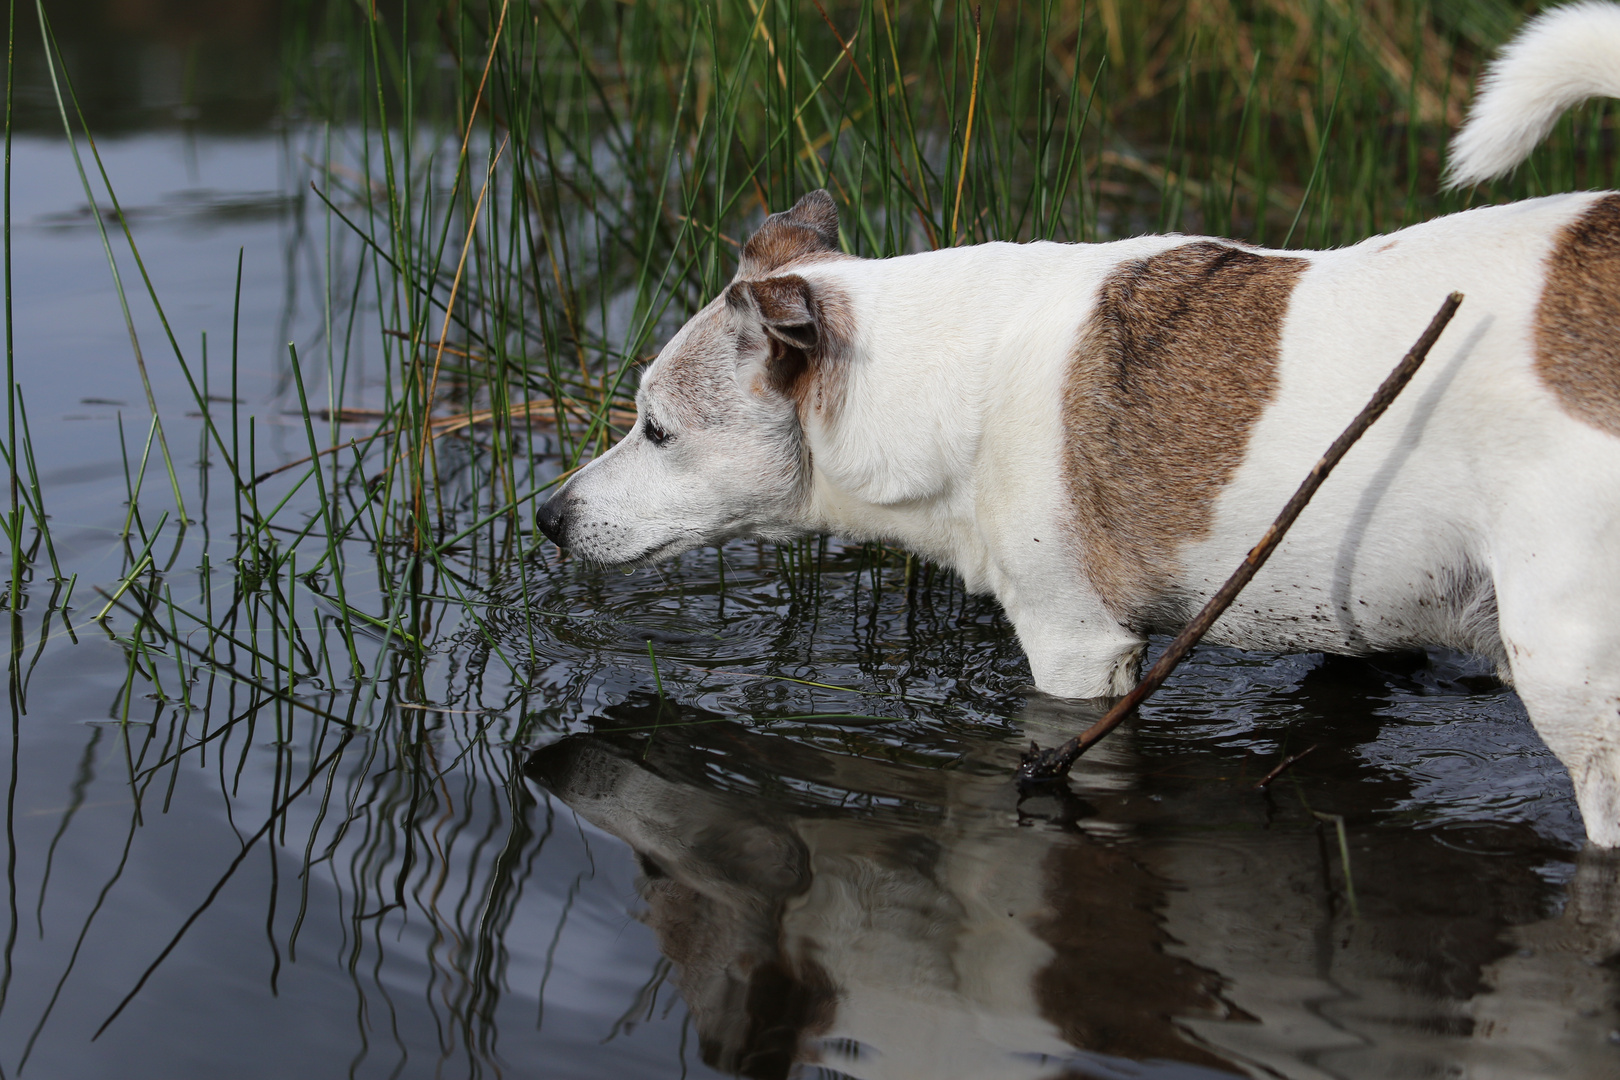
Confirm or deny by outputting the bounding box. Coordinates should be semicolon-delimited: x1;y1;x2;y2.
538;3;1620;846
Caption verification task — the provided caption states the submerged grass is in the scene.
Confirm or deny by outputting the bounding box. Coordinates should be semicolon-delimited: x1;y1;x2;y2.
0;0;1611;1064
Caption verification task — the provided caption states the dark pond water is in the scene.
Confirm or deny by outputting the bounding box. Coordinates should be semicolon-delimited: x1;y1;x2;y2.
2;5;1618;1079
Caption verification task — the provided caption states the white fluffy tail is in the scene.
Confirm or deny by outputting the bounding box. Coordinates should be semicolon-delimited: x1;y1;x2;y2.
1445;2;1620;188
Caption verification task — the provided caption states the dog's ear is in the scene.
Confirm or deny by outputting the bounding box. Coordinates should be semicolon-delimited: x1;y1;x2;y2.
725;274;820;352
736;190;840;278
725;272;852;406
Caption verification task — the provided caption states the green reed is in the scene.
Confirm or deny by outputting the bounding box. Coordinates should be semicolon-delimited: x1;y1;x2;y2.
4;0;16;616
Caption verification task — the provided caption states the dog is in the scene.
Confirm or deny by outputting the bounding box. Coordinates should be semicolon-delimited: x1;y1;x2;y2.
538;2;1620;847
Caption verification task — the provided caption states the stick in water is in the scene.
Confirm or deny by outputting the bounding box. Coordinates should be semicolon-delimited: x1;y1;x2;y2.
1017;291;1463;787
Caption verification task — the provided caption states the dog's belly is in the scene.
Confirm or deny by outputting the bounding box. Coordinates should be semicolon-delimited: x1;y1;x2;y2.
1177;553;1502;661
1162;429;1510;665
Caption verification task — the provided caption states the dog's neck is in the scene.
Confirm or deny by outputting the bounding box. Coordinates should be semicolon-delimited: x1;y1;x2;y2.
792;237;1187;591
796;244;1057;583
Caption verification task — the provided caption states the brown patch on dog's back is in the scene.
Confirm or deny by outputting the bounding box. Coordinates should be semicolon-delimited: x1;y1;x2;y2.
1065;242;1307;622
1534;194;1620;438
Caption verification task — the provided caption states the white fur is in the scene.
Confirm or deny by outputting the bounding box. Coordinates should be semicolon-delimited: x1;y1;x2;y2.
544;6;1620;846
1446;2;1620;187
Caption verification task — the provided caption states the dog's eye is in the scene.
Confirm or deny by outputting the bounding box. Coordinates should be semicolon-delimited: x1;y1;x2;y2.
643;416;671;446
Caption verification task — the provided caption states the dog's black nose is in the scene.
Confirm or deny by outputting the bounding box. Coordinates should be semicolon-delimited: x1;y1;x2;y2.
536;493;570;547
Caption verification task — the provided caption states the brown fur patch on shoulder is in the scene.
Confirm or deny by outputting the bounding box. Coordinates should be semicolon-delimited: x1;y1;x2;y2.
1065;241;1307;623
1534;194;1620;438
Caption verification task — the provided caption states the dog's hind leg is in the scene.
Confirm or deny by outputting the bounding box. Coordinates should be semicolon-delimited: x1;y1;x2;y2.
1491;521;1620;848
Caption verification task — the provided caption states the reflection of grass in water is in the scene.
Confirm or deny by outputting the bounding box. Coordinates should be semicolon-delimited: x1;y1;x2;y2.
0;0;1611;1074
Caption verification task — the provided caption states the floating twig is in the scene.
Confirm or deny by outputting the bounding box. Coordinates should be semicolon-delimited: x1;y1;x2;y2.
1254;743;1319;790
1018;291;1463;786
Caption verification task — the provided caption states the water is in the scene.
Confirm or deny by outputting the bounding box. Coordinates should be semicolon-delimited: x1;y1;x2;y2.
2;6;1618;1078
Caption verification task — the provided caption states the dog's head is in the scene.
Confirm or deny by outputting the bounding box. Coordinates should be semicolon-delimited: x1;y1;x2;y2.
537;190;853;566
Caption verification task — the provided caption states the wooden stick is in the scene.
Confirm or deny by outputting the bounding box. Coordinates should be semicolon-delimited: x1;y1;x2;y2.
1017;291;1463;786
1254;744;1318;790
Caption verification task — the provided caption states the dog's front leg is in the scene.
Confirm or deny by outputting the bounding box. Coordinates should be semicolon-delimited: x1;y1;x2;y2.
1001;589;1145;700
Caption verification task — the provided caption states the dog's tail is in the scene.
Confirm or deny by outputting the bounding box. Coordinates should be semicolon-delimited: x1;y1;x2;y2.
1445;2;1620;189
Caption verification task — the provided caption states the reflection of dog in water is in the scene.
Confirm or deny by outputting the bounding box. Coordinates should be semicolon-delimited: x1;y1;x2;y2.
526;694;1620;1080
526;706;1237;1080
